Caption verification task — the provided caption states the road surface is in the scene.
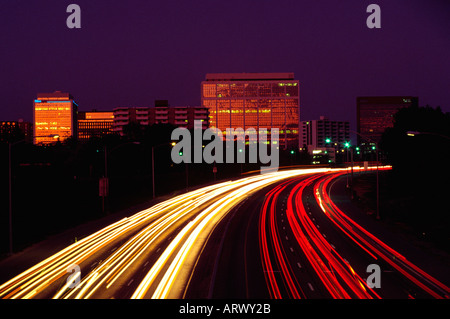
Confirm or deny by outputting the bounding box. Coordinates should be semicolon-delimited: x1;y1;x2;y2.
1;166;449;299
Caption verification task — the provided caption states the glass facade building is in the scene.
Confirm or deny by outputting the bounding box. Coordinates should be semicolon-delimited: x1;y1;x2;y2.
33;91;77;145
201;73;300;149
357;96;418;144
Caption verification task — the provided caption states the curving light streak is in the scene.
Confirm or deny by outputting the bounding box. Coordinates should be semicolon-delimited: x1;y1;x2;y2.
259;171;383;299
259;180;305;299
1;167;340;299
314;170;450;299
287;173;380;299
0;181;236;299
132;169;334;299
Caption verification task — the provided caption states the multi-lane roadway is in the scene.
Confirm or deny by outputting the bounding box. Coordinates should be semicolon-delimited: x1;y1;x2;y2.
1;167;449;299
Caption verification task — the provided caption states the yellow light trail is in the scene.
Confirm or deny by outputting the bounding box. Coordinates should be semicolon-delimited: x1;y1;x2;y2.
0;167;389;299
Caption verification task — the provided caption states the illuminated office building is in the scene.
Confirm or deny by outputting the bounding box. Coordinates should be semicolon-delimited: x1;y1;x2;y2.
201;73;300;149
33;91;78;145
357;96;418;144
77;111;114;140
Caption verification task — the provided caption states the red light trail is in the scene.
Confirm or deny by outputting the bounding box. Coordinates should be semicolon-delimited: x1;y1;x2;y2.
259;168;450;299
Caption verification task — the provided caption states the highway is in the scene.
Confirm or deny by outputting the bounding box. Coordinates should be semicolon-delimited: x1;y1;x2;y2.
186;168;450;299
1;166;449;299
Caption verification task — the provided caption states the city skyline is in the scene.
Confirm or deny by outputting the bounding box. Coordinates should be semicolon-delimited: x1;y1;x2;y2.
1;0;449;131
1;1;450;304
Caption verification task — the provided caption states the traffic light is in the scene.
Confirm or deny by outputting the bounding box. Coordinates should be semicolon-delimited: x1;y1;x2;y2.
325;138;331;144
179;151;183;156
290;150;295;154
344;141;350;148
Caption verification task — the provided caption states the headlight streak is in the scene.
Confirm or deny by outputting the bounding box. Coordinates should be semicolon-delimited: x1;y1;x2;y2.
1;168;332;299
0;181;234;299
10;165;443;300
132;170;331;299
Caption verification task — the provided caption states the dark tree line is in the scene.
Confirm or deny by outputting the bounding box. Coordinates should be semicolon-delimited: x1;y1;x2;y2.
379;104;450;247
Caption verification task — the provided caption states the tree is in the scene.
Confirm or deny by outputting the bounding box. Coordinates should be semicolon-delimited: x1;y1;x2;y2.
379;104;450;242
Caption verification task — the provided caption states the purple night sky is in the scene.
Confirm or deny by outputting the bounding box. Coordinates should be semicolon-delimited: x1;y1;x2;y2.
1;0;449;131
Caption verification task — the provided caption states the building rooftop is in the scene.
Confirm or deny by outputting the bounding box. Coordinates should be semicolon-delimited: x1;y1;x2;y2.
205;72;295;81
36;91;73;100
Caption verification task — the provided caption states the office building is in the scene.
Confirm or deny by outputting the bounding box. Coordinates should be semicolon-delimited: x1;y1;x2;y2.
201;73;300;149
77;111;114;140
33;91;78;145
357;96;418;144
0;119;33;143
299;116;350;163
112;101;209;136
112;106;149;136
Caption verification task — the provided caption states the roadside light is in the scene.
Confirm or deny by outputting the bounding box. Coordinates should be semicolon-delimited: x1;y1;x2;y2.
238;148;243;153
171;142;176;146
407;131;420;137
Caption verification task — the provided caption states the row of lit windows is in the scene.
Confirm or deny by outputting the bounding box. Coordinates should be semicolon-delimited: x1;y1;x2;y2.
35;107;71;111
202;82;299;98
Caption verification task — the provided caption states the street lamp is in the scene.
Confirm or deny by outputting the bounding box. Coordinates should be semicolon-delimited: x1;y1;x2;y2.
343;141;353;190
406;131;450;141
103;141;141;213
8;139;26;255
341;130;380;220
8;134;59;255
152;142;177;198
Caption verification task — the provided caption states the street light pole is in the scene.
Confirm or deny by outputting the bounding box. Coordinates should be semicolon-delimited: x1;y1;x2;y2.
406;131;450;141
103;141;140;212
8;142;13;255
375;145;379;220
152;146;155;198
341;130;380;219
152;142;176;198
8;139;26;255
